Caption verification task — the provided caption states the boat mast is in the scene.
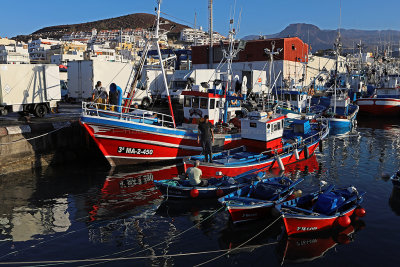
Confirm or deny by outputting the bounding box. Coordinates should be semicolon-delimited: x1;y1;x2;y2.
208;0;213;68
334;34;341;114
155;0;176;128
221;8;245;123
264;41;282;111
333;0;343;115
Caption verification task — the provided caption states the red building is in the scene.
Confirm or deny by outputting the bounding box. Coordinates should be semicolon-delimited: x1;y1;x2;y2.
192;37;309;89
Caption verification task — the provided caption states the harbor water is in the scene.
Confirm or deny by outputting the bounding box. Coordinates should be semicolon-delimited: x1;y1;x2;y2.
0;116;399;266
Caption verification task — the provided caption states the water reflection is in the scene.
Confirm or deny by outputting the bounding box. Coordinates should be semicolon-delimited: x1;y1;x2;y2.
276;220;366;264
0;171;71;242
218;217;283;252
357;116;400;131
86;165;182;221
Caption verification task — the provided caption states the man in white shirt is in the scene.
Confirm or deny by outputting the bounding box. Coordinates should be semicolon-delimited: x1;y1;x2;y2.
186;160;208;186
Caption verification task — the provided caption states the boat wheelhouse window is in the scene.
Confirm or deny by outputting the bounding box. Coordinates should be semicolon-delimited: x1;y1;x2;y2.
273;122;279;131
291;94;297;101
200;98;208;109
250;122;257;128
184;96;191;107
192;97;200;108
210;99;215;109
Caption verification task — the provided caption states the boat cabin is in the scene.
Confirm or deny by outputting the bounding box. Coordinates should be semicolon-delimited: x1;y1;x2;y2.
240;111;286;153
276;90;311;113
182;89;241;126
330;95;350;108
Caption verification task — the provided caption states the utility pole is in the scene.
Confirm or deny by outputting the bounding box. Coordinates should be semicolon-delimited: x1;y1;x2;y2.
208;0;213;68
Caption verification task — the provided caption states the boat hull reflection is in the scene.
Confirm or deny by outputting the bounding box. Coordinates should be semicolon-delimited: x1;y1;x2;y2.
277;220;366;264
88;165;183;221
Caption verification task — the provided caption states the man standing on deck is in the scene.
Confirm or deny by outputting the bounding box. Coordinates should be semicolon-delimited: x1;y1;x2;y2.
197;115;214;163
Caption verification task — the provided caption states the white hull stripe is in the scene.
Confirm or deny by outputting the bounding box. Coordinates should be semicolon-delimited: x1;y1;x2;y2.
95;134;203;151
106;155;187;160
227;204;272;209
282;208;355;220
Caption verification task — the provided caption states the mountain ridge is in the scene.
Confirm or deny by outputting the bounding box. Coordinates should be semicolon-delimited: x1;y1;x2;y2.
244;23;400;52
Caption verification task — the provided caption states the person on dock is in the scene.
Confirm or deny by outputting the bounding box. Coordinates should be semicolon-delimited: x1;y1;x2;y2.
186;160;208;187
92;81;108;110
197;115;214;163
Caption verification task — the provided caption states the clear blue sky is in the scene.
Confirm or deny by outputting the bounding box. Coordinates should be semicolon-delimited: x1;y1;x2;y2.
1;0;399;38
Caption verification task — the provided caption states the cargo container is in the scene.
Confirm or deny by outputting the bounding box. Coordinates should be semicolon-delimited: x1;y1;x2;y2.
0;64;61;117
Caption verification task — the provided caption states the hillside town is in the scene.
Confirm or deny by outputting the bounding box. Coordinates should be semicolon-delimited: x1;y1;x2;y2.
0;26;226;65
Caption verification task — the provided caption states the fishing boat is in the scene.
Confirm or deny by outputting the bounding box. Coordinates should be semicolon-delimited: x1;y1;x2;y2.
184;112;329;177
275;89;314;119
276;184;366;236
390;170;400;188
320;91;359;134
218;176;303;224
356;76;400;116
153;170;267;200
318;33;359;134
79;1;244;166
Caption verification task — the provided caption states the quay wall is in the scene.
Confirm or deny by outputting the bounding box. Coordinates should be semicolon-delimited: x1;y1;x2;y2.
0;121;105;175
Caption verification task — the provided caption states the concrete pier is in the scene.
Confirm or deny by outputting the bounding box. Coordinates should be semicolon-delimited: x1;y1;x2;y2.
0;104;106;175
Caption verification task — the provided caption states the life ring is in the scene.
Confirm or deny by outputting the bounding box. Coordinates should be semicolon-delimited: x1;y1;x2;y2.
230;93;238;105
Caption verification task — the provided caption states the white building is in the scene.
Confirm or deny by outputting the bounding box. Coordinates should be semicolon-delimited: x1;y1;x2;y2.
28;38;61;63
180;28;225;45
89;43;122;62
307;54;347;88
50;53;84;65
0;37;16;46
0;43;30;64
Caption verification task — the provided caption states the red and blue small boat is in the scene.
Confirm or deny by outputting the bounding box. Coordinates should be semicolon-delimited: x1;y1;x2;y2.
219;176;303;224
184;113;329;177
153;169;267;200
276;185;366;236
